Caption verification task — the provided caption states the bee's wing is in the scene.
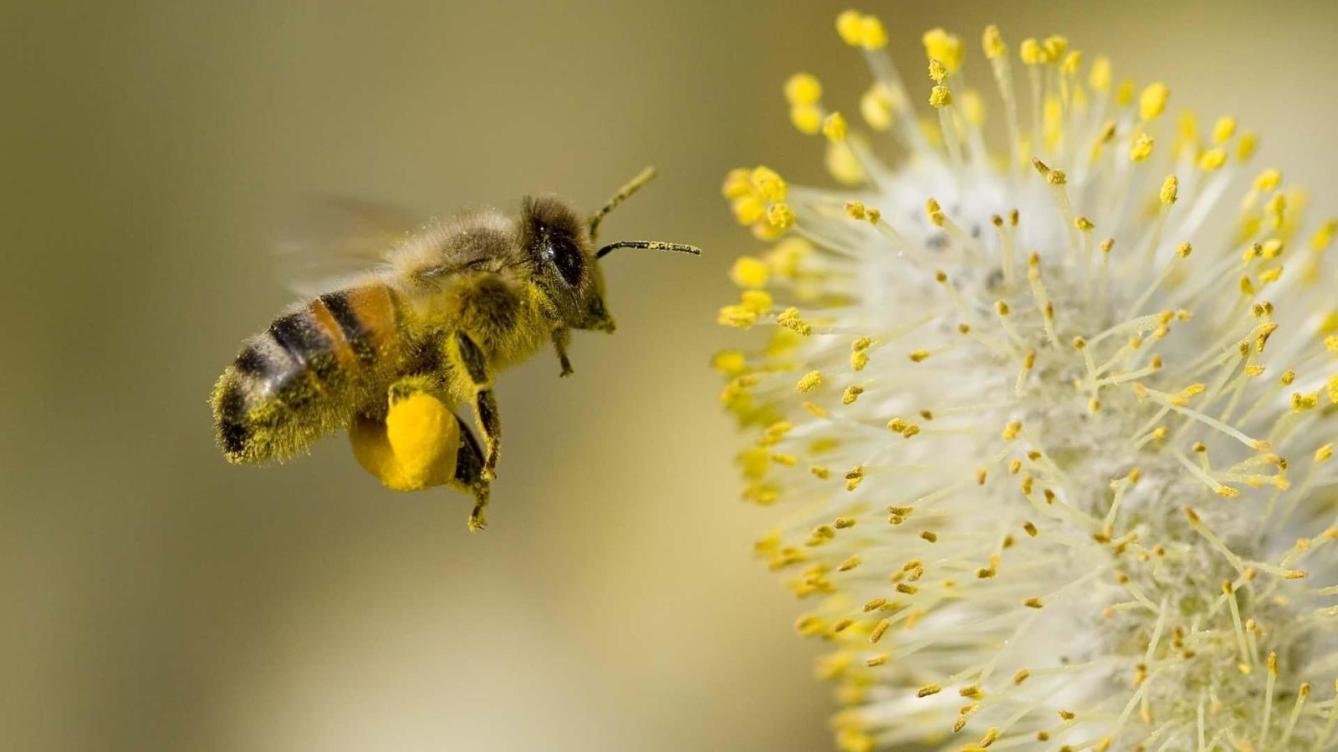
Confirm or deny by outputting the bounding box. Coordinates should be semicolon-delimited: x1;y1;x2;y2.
275;196;421;297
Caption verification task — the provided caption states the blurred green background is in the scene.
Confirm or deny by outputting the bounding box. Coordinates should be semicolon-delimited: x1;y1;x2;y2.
3;2;1335;750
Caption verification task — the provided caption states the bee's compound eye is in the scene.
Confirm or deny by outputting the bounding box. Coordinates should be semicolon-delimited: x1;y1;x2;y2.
549;237;584;287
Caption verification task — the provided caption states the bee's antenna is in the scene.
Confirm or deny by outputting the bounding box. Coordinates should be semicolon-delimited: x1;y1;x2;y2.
595;240;702;259
589;166;658;243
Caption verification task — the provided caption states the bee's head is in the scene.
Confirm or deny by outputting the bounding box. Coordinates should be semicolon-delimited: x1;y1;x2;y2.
520;196;615;332
520;168;701;335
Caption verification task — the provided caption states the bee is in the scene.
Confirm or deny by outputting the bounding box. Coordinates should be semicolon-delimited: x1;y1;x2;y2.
210;167;699;531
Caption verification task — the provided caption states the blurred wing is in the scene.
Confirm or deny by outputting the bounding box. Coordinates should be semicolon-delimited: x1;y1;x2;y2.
275;196;420;297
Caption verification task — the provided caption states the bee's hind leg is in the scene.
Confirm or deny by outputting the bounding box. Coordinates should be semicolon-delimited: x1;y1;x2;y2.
449;331;501;481
449;413;491;532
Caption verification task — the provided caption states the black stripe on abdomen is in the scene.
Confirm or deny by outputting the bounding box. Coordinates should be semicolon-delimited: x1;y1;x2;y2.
319;291;376;365
270;312;329;366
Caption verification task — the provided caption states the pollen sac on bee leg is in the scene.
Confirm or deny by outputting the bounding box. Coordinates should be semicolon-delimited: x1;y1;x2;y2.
349;392;459;491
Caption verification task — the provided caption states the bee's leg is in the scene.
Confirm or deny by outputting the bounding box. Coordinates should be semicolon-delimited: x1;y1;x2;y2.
450;413;491;532
551;327;574;377
450;331;501;481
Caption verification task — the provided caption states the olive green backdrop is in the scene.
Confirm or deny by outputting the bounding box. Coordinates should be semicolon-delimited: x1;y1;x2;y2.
3;2;1335;750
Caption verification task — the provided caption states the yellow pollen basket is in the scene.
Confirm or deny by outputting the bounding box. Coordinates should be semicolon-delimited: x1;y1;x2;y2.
349;392;459;492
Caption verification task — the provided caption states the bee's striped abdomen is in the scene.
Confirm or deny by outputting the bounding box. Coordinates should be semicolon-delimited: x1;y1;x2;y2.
212;283;404;463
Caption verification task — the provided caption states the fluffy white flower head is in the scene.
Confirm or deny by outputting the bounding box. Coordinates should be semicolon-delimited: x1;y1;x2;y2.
717;11;1338;752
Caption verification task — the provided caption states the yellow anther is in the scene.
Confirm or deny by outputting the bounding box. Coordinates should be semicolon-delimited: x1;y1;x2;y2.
1047;169;1068;186
917;684;942;698
796;370;823;393
1115;80;1135;107
1023;597;1043;608
822;112;848;142
844;201;867;220
851;350;869;372
721;168;752;199
1267;192;1287;226
908;349;931;363
1291;392;1319;412
1019;37;1043;65
1061;50;1082;75
860;84;895;131
1075;216;1094;231
920;531;938;543
1261;239;1284;259
1043;34;1068;61
740;289;772;314
1002;421;1022;440
1316;444;1333;463
730;193;765;226
1238;131;1258;160
1212;116;1237;144
982;25;1006;59
922;28;963;72
750;166;788;201
1123;131;1156;161
1177;242;1193;258
1032;157;1051;177
961;88;985;126
1255;168;1282;192
929;84;952;108
1199;147;1227;172
729;256;769;289
776;307;812;336
1311;220;1337;252
767;203;795;230
928;58;947;83
717;304;757;328
835;10;863;46
1160;175;1179;205
1139;82;1169;120
790;103;823;135
783;73;823;105
825;140;864;185
711;350;747;376
857;14;888;49
1079;59;1110;99
841;385;864;405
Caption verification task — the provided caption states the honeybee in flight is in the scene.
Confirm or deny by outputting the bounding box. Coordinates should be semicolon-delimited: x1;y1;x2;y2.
211;167;699;531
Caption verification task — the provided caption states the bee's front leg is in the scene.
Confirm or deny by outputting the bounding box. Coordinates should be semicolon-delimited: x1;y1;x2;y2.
551;327;574;377
449;331;501;482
